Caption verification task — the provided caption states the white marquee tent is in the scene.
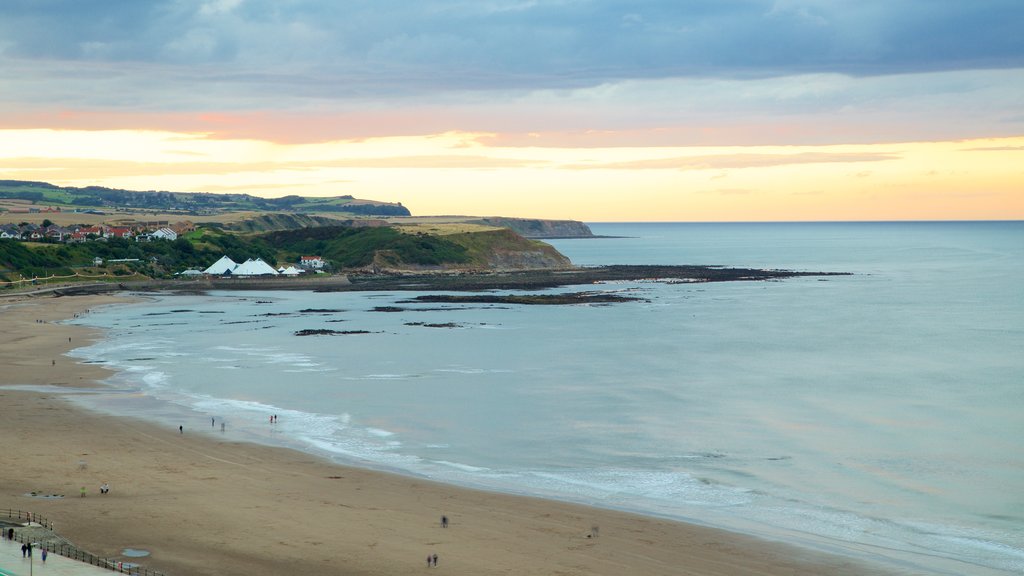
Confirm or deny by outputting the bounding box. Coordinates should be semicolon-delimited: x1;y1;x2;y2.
203;255;238;275
231;258;279;276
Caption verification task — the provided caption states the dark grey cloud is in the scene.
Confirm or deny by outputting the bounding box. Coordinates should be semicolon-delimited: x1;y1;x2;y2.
1;0;1022;93
1;0;1021;146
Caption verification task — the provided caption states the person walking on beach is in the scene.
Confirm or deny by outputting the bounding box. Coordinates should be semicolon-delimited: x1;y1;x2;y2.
212;417;215;427
441;515;448;528
42;547;47;563
21;543;27;557
179;425;183;434
432;553;438;567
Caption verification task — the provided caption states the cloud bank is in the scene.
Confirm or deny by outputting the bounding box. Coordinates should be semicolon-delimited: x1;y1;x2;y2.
1;0;1021;144
0;1;1020;220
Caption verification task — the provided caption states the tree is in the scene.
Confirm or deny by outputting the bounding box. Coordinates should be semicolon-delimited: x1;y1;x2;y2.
172;237;195;254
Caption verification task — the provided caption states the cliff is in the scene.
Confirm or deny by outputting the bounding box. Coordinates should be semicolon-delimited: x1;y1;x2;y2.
444;228;573;270
466;217;594;238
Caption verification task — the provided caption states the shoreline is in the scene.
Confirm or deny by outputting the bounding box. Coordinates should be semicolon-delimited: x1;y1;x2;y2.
1;292;905;576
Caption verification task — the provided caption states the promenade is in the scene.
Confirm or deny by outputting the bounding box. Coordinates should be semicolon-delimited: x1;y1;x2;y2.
0;534;113;576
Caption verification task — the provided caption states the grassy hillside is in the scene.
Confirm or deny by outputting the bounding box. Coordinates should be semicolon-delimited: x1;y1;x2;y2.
259;226;471;269
0;239;73;279
0;181;77;204
2;219;574;286
184;228;278;265
259;224;572;271
0;180;410;217
222;213;356;233
439;227;572;269
0;237;228;283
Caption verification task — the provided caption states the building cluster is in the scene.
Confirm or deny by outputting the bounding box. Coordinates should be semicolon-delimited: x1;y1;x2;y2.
1;218;328;277
3;205;63;214
0;221;194;243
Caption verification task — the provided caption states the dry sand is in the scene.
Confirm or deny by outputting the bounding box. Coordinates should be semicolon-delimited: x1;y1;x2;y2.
0;291;904;575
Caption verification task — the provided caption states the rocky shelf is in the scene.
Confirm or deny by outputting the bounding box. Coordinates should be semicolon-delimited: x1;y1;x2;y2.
331;265;847;292
30;265;847;298
398;292;643;305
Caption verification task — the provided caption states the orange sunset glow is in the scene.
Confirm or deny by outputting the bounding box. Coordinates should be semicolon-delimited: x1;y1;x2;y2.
1;2;1021;221
0;128;1020;221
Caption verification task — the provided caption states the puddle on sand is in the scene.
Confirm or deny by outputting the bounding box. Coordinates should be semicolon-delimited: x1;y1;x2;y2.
122;549;150;558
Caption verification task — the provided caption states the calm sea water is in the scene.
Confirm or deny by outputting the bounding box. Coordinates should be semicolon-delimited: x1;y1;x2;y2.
66;222;1024;575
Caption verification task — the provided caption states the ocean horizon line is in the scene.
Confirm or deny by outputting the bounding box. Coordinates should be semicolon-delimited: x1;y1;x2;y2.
579;219;1023;224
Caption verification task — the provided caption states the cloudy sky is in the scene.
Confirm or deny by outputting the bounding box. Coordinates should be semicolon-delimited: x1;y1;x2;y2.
1;0;1022;220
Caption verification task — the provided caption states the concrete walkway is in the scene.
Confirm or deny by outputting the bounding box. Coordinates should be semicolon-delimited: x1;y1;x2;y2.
0;535;114;576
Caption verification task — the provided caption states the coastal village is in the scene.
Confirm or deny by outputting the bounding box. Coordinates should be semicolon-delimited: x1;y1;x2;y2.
1;217;328;279
0;219;193;243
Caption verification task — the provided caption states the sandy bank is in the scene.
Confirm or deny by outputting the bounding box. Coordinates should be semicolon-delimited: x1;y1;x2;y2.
0;292;900;576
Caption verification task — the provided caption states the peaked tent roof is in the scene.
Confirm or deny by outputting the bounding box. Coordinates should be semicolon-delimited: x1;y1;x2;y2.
232;258;279;276
203;255;238;275
279;266;303;276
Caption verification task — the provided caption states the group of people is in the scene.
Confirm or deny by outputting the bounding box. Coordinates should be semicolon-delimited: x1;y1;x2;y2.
2;517;54;564
16;541;47;562
80;482;110;497
183;416;267;435
425;515;448;567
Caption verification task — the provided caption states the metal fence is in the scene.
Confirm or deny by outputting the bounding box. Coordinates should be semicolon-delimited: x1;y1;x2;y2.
0;509;50;529
2;509;165;576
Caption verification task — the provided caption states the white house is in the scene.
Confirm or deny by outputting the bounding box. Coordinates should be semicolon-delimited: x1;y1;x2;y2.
151;227;178;241
299;256;325;269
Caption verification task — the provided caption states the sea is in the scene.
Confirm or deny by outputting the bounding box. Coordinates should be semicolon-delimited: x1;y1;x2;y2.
64;221;1023;575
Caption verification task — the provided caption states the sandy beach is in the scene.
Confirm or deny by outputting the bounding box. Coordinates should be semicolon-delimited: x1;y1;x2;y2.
0;291;903;576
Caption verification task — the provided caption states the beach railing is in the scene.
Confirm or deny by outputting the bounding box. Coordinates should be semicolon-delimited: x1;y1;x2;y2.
0;271;119;286
3;509;165;576
1;508;52;529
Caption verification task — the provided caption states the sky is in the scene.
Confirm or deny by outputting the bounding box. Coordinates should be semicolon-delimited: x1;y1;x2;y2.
0;0;1022;221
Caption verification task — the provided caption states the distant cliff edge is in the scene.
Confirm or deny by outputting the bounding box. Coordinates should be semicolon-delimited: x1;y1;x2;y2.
466;217;594;239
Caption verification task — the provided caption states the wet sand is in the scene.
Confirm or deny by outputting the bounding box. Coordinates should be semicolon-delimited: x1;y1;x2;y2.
0;291;902;576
